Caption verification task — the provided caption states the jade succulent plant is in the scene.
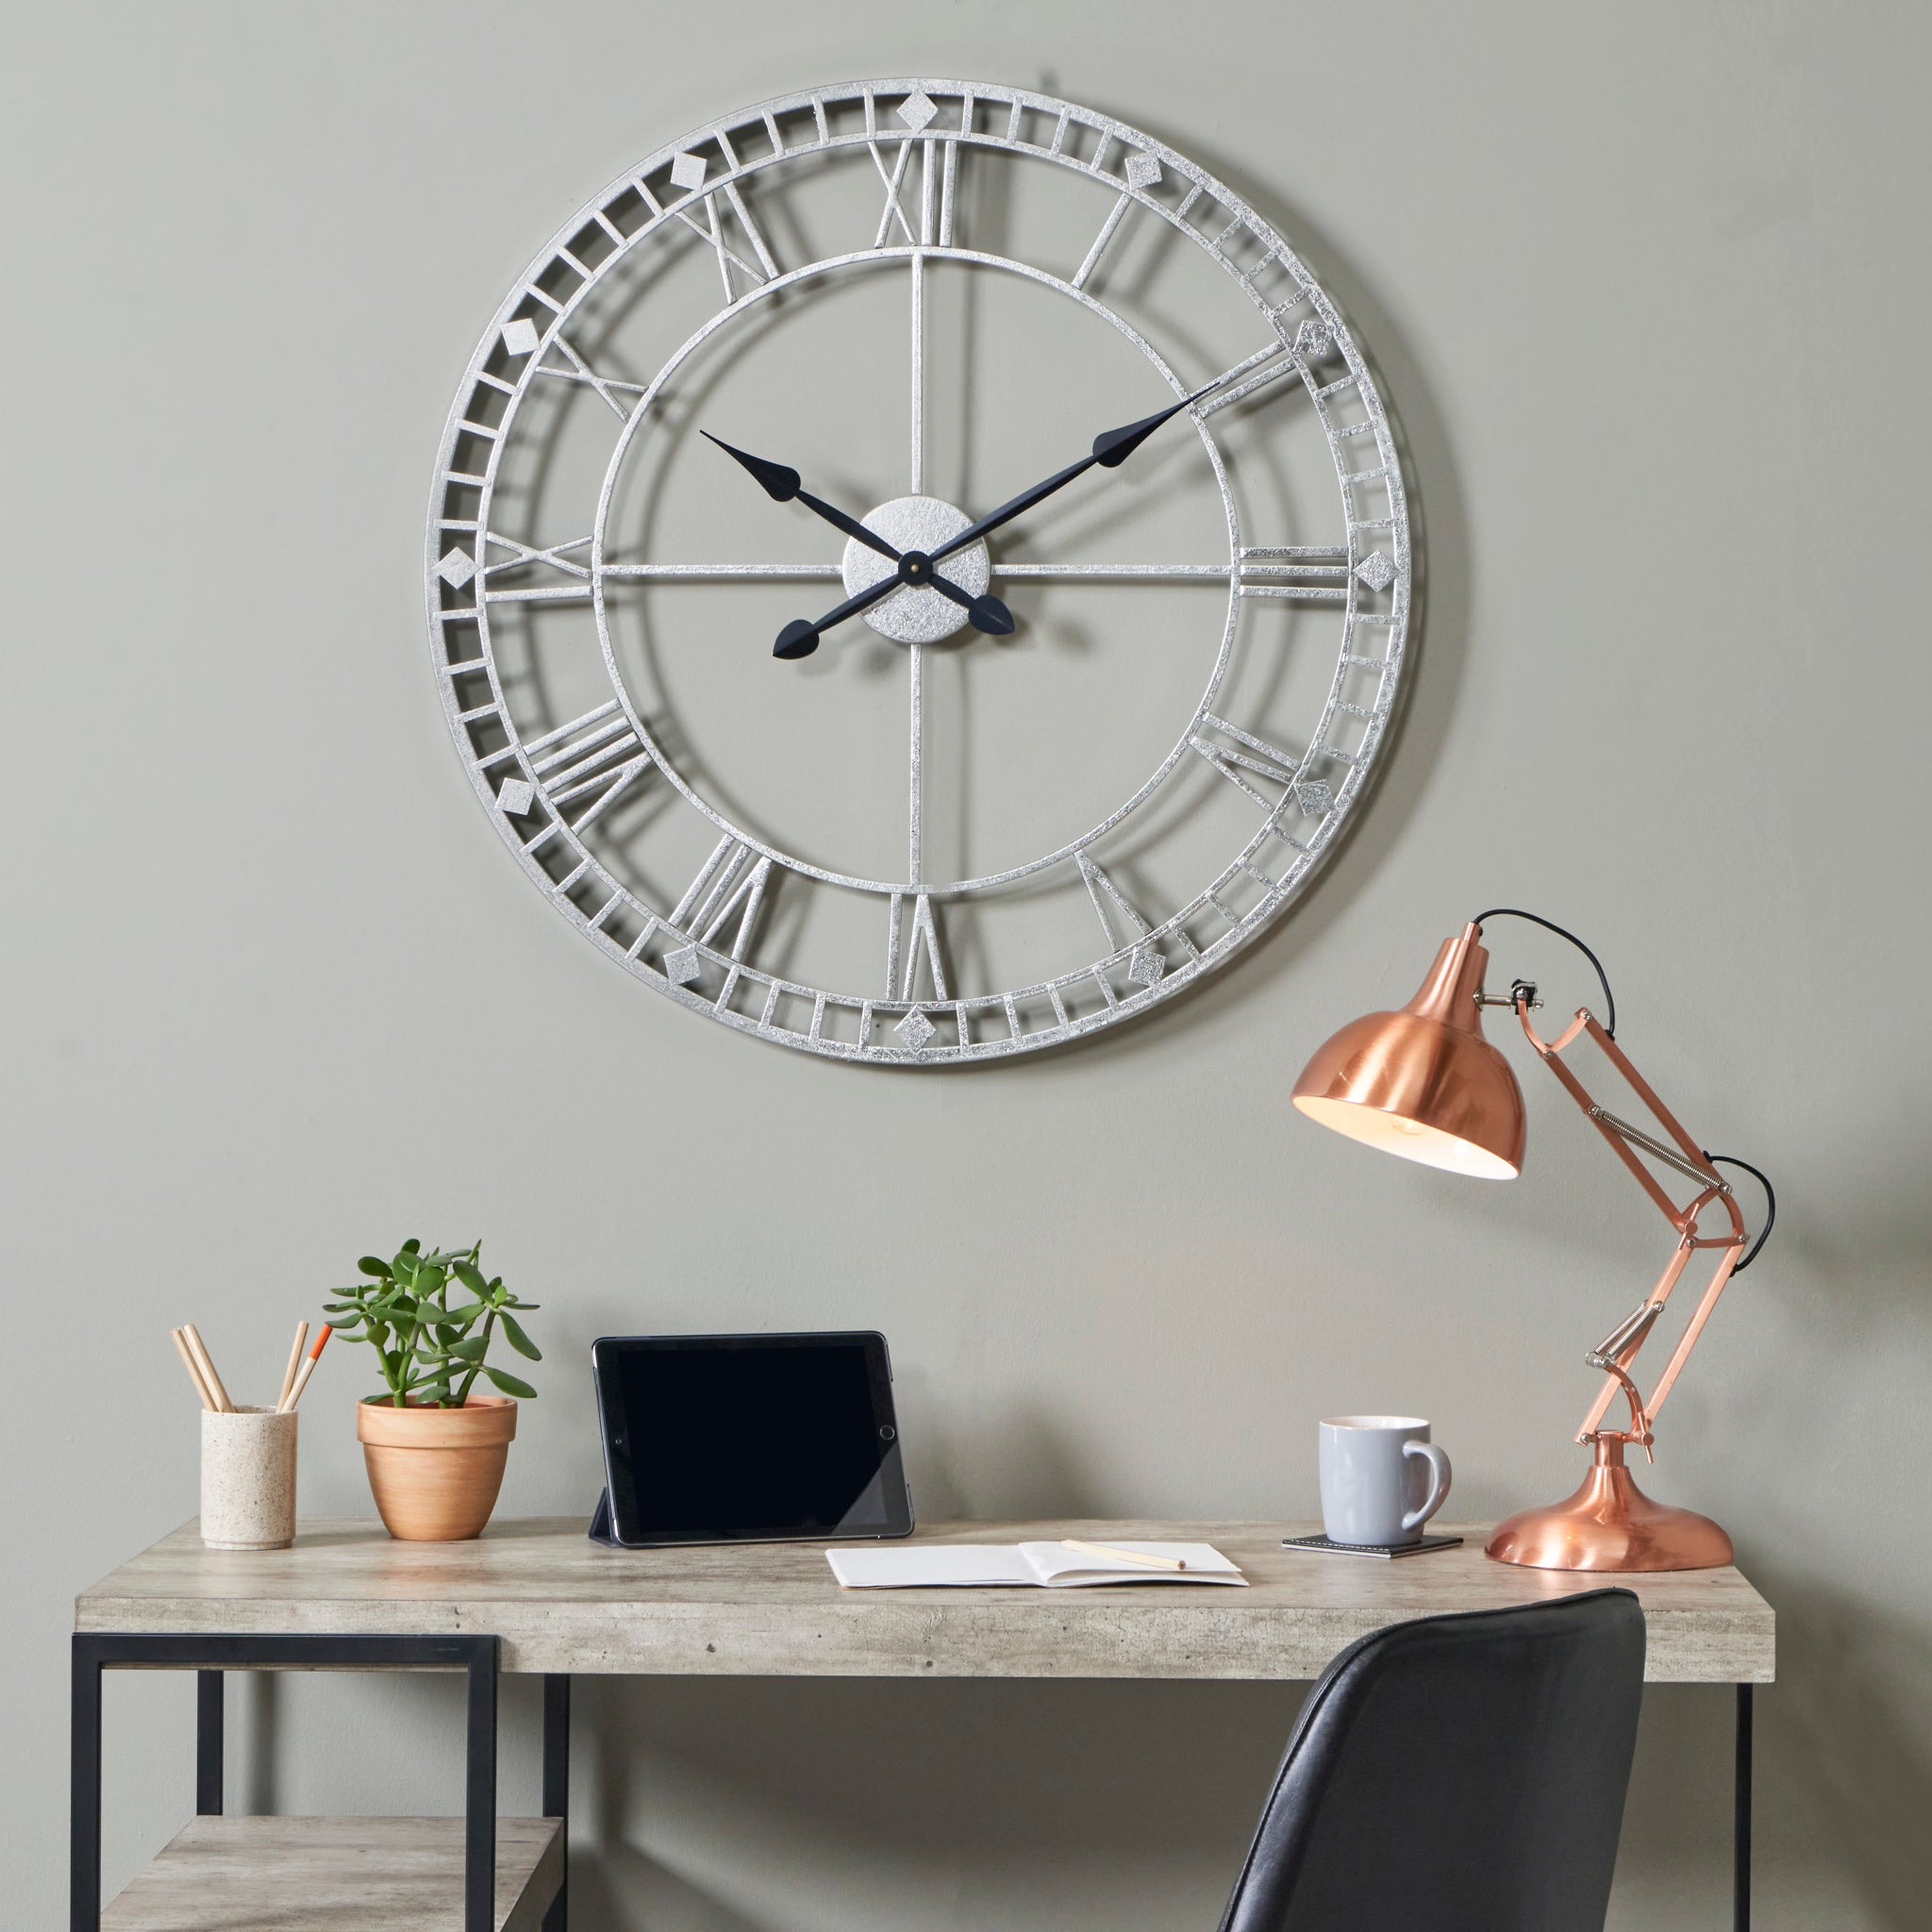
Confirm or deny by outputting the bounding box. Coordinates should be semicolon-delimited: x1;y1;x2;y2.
325;1239;541;1407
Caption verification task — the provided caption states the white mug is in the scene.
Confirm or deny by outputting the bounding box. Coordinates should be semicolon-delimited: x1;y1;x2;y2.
1319;1415;1452;1547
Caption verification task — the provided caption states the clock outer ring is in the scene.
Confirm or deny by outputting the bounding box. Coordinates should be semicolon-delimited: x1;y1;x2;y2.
425;79;1414;1065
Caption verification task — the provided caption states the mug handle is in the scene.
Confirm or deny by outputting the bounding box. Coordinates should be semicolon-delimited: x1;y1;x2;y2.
1401;1441;1452;1531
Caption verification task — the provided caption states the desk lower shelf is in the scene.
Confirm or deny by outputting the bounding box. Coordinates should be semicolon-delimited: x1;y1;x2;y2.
100;1815;562;1932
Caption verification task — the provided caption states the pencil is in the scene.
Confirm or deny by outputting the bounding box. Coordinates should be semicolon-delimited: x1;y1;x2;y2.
1061;1538;1188;1572
181;1325;233;1413
171;1328;217;1410
278;1324;333;1414
276;1321;309;1410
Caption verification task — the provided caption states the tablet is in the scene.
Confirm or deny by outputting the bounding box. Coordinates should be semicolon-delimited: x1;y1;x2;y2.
591;1331;914;1547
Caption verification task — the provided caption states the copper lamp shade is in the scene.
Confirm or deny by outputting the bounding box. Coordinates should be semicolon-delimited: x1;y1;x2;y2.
1292;926;1525;1181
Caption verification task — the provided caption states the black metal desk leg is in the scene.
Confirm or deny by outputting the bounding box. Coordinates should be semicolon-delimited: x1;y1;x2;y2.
195;1672;224;1815
70;1637;103;1932
1735;1684;1753;1932
542;1674;570;1932
465;1641;499;1932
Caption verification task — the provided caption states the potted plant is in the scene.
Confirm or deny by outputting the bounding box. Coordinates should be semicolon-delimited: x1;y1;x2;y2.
325;1240;541;1541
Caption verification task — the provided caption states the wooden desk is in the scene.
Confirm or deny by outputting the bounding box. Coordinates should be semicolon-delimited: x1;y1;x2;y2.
73;1519;1774;1929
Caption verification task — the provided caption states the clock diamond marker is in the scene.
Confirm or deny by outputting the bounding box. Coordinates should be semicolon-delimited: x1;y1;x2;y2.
1124;154;1161;190
1128;945;1166;989
664;943;702;986
500;317;541;358
895;1008;937;1050
1294;319;1332;360
1295;779;1335;815
437;547;476;589
494;777;535;817
1355;550;1397;592
896;92;938;132
669;151;707;192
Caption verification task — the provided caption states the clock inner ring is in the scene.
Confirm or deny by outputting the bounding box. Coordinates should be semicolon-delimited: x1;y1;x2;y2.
839;495;991;645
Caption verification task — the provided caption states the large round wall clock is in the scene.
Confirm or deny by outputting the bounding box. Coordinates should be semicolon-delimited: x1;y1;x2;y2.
427;79;1412;1063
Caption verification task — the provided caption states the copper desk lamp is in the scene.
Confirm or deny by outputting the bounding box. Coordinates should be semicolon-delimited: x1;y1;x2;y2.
1292;910;1775;1572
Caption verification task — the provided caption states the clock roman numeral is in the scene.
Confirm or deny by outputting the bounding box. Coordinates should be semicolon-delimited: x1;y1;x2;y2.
662;835;773;984
1077;853;1192;987
886;891;948;1003
1190;713;1306;810
471;531;595;607
1071;153;1161;291
869;139;917;248
527;331;651;423
666;167;779;305
869;134;957;251
500;700;656;833
1196;339;1301;419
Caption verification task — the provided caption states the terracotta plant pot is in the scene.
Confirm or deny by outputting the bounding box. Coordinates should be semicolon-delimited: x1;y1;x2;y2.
357;1396;516;1541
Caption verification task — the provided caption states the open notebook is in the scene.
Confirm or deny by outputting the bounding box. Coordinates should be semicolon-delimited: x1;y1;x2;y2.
826;1541;1246;1589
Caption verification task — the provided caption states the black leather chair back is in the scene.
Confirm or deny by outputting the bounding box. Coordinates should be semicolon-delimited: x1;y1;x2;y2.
1219;1588;1645;1932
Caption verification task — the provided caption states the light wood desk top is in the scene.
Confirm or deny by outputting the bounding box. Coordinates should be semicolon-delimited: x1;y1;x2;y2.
77;1518;1774;1684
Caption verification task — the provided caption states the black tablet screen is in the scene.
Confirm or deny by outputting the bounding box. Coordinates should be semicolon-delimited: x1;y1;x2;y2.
598;1334;905;1541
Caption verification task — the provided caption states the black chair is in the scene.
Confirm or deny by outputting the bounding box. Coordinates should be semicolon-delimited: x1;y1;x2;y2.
1218;1588;1645;1932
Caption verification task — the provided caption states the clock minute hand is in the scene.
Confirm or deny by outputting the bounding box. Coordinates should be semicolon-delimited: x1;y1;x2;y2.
705;432;1013;641
702;433;900;562
928;383;1214;564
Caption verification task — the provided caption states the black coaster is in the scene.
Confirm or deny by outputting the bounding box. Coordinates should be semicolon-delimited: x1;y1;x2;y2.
1282;1532;1464;1560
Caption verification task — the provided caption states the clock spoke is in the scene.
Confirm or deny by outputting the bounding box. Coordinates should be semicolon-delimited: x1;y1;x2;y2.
599;561;844;580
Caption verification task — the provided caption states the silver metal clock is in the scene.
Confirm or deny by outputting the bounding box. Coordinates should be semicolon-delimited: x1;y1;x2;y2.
427;80;1412;1063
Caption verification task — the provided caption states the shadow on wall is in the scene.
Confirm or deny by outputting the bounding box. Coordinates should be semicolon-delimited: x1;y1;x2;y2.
576;1673;1305;1932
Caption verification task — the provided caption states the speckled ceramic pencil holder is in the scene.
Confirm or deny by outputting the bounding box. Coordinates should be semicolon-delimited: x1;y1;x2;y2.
200;1406;297;1550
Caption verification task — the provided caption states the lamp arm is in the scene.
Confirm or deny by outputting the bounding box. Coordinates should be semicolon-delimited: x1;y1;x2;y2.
1507;995;1767;1454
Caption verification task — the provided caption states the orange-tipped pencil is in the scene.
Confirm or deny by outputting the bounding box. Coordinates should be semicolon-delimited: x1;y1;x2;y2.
278;1324;333;1414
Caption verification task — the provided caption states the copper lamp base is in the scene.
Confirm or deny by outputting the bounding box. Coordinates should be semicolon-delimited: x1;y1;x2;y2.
1485;1439;1733;1572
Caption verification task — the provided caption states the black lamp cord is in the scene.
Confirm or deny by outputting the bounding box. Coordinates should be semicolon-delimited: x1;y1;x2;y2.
1702;1154;1776;1272
1471;907;1776;1272
1471;907;1618;1038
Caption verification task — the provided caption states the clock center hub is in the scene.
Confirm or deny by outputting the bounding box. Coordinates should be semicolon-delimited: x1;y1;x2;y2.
840;495;991;645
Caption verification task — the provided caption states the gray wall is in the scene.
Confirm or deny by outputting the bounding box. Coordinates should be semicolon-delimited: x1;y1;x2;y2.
6;3;1926;1926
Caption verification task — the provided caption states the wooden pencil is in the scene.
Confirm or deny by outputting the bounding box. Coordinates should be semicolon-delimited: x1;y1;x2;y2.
171;1328;217;1410
1061;1538;1187;1572
181;1324;233;1413
276;1321;309;1410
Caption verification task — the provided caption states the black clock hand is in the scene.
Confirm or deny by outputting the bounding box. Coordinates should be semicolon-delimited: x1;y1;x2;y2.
928;383;1214;564
774;577;901;659
703;433;898;561
705;433;1013;641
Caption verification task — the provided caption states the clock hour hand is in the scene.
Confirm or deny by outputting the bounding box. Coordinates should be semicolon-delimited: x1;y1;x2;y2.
774;577;900;660
774;564;1012;659
928;383;1214;564
706;431;1014;647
